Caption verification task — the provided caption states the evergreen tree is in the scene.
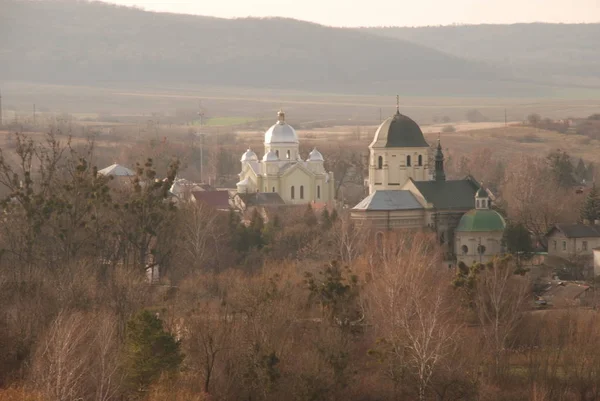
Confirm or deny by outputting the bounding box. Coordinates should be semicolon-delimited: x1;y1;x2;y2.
123;310;183;395
321;208;332;230
502;222;534;266
330;208;339;223
303;203;318;226
547;150;576;188
580;184;600;223
575;158;587;182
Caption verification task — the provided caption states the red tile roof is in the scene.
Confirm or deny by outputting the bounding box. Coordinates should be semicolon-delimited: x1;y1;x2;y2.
191;191;230;210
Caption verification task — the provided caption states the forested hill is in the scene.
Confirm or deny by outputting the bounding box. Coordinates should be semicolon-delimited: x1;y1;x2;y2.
0;0;509;95
364;24;600;87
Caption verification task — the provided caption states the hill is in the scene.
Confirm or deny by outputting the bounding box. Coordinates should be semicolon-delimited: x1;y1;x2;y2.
0;0;526;96
364;24;600;88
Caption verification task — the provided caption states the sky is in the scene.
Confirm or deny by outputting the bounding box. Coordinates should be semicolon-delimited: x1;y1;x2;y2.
106;0;600;27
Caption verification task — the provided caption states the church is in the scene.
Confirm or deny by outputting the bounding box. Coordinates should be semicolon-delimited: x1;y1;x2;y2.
236;110;335;205
351;103;501;258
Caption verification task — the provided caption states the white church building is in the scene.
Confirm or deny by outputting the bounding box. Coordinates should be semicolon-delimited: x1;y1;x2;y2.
236;110;335;205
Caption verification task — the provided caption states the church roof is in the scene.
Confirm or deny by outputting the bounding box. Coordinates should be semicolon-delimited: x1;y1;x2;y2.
370;111;429;149
237;192;285;207
411;178;479;210
264;110;298;145
456;209;506;232
353;190;423;211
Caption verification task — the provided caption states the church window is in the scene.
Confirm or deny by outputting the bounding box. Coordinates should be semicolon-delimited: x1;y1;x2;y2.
377;156;383;169
553;240;557;250
291;186;295;199
461;245;468;255
407;155;411;166
562;241;566;251
272;187;275;192
488;199;492;208
583;241;588;251
276;150;279;158
286;150;290;159
418;155;423;166
300;185;304;199
477;245;486;255
317;185;321;199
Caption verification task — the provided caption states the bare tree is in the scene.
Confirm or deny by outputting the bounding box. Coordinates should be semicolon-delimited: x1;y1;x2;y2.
369;232;460;401
32;311;92;401
474;257;529;378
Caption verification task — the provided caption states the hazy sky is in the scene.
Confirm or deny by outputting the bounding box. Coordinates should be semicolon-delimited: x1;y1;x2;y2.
106;0;600;27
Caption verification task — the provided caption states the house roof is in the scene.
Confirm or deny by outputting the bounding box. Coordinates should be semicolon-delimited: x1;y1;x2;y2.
411;178;479;210
98;163;135;177
540;281;590;306
353;190;423;211
191;190;230;210
547;224;600;238
237;192;285;207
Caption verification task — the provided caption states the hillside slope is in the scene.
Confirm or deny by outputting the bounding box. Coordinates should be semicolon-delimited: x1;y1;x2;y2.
0;0;511;95
365;24;600;87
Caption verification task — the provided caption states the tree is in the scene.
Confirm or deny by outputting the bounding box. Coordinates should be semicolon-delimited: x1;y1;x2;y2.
474;257;529;378
503;222;534;267
465;109;488;123
527;113;542;127
580;184;600;223
122;310;183;395
547;150;576;188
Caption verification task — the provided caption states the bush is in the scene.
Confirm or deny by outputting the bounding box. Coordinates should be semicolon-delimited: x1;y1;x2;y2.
442;125;456;133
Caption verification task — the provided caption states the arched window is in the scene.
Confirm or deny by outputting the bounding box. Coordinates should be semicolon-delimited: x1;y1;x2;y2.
418;155;423;166
317;185;321;199
488;199;492;208
477;244;486;255
275;150;279;158
300;185;304;199
377;156;383;169
272;187;275;192
407;155;411;166
286;150;290;159
291;186;295;199
461;245;469;255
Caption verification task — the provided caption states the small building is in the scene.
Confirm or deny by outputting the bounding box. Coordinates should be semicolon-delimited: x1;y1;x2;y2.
454;188;506;266
539;281;590;308
546;223;600;257
594;247;600;277
191;190;230;212
98;163;135;177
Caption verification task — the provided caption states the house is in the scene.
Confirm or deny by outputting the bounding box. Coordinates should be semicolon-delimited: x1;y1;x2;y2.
190;190;230;212
538;281;590;308
546;223;600;257
594;247;600;277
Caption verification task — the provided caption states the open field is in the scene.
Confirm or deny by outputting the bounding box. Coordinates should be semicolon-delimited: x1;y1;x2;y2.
3;81;600;128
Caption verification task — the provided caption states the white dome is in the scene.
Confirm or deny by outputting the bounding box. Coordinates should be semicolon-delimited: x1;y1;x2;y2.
240;149;258;162
264;110;298;145
307;148;324;162
262;150;279;162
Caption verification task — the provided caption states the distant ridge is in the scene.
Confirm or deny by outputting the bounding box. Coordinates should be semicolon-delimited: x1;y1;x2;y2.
0;0;512;96
364;24;600;87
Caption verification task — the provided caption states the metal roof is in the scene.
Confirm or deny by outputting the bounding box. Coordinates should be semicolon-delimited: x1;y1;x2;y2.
412;178;479;210
98;163;135;177
548;224;600;238
353;190;423;211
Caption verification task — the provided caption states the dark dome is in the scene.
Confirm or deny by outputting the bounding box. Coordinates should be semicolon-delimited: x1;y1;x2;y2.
370;111;429;148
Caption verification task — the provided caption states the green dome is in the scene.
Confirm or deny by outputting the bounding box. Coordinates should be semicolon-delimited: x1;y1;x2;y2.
456;209;506;232
476;187;488;197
